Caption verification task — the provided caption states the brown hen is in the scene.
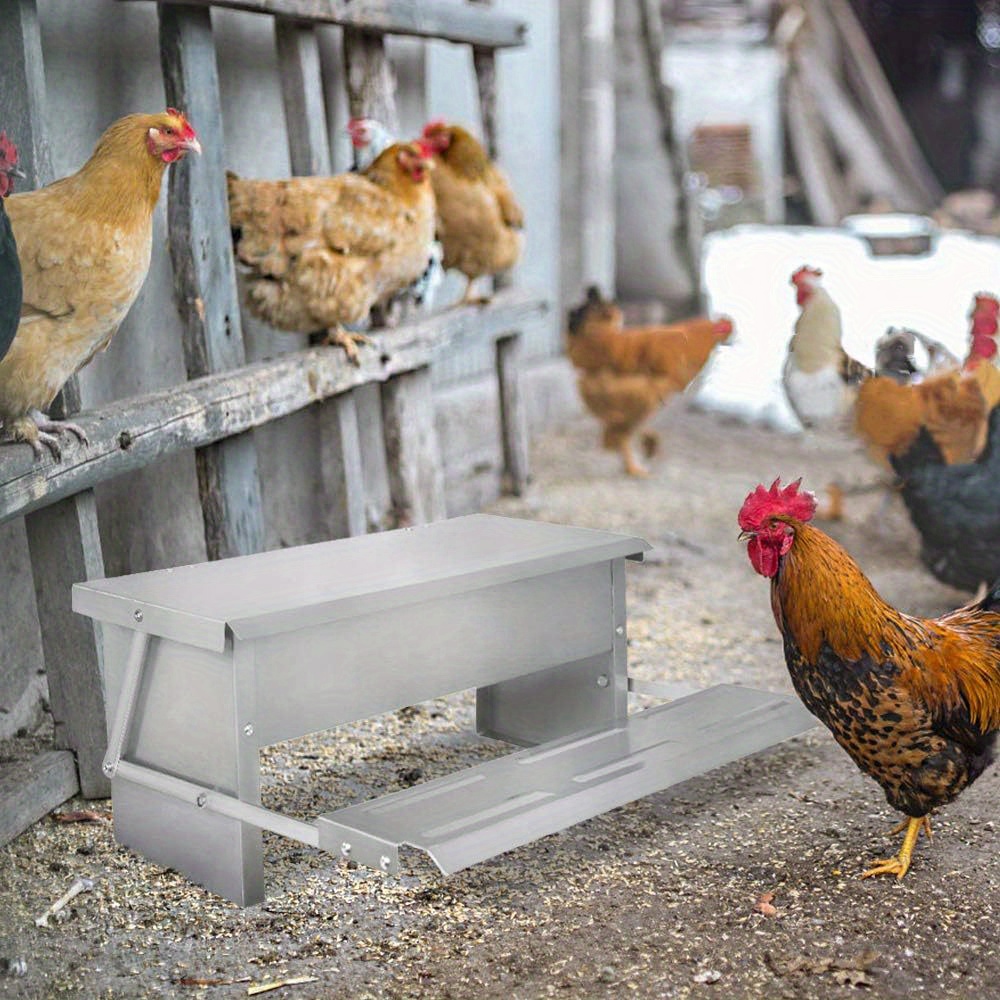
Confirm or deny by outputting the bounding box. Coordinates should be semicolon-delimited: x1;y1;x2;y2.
420;121;523;304
227;141;435;363
2;110;200;458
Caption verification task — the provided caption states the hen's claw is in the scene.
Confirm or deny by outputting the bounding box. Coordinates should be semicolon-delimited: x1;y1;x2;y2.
321;326;371;366
7;412;88;462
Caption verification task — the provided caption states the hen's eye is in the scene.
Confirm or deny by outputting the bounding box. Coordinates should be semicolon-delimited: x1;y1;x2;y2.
163;126;175;136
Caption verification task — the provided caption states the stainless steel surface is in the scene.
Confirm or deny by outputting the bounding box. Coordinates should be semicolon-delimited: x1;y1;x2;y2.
252;563;613;746
115;760;320;848
73;514;650;652
318;685;817;874
101;631;150;778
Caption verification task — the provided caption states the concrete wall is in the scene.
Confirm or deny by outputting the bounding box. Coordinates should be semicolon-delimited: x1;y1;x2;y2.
0;0;563;739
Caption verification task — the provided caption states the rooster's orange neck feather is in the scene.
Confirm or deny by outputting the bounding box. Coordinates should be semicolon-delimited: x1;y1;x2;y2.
775;521;1000;730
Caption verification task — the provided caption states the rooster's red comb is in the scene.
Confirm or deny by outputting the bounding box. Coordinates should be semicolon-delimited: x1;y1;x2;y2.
0;131;18;169
790;265;822;286
738;478;817;532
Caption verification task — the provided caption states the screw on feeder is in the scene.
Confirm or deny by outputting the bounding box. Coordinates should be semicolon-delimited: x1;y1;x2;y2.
133;609;144;623
340;842;351;858
242;723;254;737
615;625;624;636
380;855;392;871
196;792;207;808
596;674;610;688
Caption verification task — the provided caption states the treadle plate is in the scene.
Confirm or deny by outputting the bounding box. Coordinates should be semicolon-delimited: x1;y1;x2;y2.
316;684;816;874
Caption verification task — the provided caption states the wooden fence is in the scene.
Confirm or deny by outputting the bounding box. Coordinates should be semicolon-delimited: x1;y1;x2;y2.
0;0;547;847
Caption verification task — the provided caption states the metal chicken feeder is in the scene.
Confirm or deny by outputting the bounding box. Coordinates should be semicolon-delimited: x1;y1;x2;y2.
73;514;814;905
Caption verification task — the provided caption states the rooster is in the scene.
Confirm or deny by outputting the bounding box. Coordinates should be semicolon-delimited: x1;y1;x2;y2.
227;141;436;363
740;478;1000;880
2;110;200;458
782;265;873;431
565;285;732;475
420;120;523;305
0;131;23;365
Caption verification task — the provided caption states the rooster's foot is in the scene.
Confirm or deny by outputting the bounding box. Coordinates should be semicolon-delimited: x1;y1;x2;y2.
321;327;371;366
860;815;929;881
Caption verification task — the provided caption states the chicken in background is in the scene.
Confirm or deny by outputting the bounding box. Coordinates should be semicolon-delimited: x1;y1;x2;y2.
1;110;200;458
740;478;1000;880
0;132;24;366
853;293;1000;472
420;120;523;305
346;117;395;173
874;326;959;383
345;117;444;313
565;286;733;476
782;265;873;431
891;406;1000;592
227;141;436;364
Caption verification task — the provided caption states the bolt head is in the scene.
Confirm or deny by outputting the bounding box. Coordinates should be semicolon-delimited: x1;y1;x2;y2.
340;842;352;858
196;792;208;808
614;625;624;635
380;855;392;871
242;724;254;738
102;760;116;777
596;674;610;688
133;609;144;623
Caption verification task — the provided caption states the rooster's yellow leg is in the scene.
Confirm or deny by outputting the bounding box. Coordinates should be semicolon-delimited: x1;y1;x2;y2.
321;325;370;365
860;815;929;880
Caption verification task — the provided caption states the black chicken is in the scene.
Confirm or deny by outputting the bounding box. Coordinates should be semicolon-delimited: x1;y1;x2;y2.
891;404;1000;591
0;131;23;364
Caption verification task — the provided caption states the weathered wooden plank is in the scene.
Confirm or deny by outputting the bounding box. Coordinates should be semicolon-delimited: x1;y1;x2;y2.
0;751;79;848
792;42;920;212
381;368;446;526
5;0;110;801
825;0;942;208
784;71;848;227
0;0;52;186
275;19;331;176
342;27;400;129
275;16;368;535
0;290;548;524
24;494;109;798
495;333;529;496
122;0;528;48
159;4;266;561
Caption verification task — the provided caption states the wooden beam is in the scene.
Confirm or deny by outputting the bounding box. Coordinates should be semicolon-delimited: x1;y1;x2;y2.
342;26;400;130
784;71;848;227
495;333;529;496
0;751;79;848
124;0;529;48
159;4;266;561
381;367;447;526
275;16;368;535
0;290;548;525
4;0;110;800
825;0;942;208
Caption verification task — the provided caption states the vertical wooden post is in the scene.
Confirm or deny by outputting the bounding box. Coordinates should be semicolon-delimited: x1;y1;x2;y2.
2;0;108;799
341;24;400;523
158;4;265;560
275;16;368;537
495;334;529;496
382;368;446;526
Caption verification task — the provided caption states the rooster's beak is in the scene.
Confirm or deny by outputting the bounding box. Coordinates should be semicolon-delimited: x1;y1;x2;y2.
738;530;753;543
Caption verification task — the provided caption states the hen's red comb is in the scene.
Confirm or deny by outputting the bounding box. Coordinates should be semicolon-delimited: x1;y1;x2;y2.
713;316;734;337
165;108;197;141
738;478;817;531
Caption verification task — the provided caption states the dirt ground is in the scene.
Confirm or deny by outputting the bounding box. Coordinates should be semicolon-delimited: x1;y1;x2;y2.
2;396;999;1000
